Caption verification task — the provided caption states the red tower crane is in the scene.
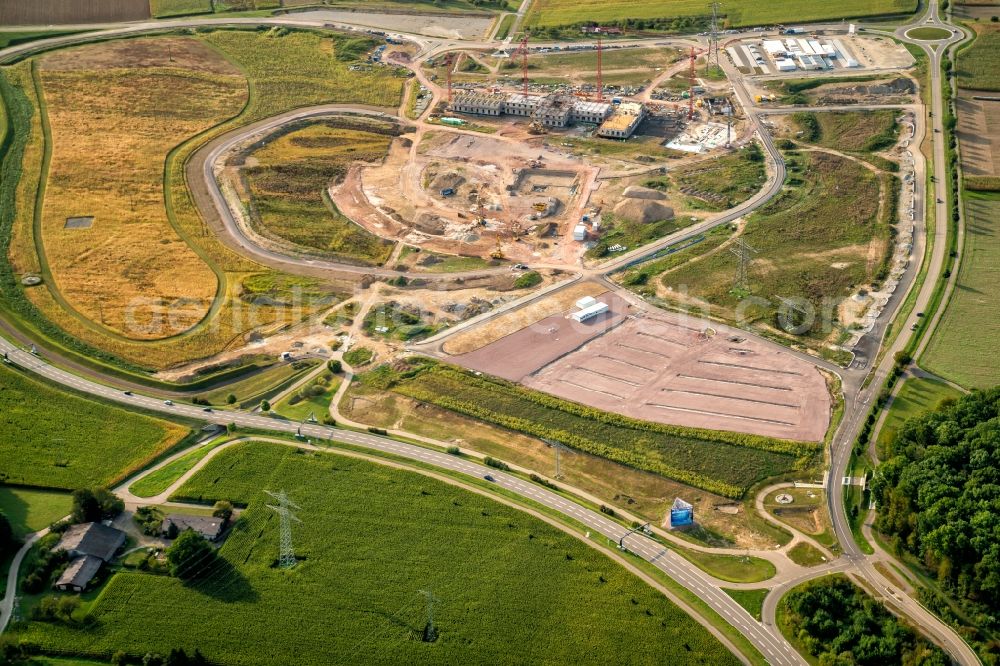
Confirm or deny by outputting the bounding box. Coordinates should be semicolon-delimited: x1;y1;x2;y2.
688;45;696;120
595;35;603;102
516;33;530;97
446;53;454;104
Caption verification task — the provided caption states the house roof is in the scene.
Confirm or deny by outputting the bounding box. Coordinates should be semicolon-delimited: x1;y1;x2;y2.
162;514;224;539
55;522;126;562
55;555;103;589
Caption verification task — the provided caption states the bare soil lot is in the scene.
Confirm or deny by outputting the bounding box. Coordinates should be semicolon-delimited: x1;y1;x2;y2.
451;292;631;382
523;312;830;442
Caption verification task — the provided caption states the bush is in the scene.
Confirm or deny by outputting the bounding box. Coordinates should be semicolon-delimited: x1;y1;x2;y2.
327;359;342;374
212;501;234;522
513;271;543;289
260;400;271;412
227;394;237;405
446;446;461;455
484;457;511;471
367;427;388;436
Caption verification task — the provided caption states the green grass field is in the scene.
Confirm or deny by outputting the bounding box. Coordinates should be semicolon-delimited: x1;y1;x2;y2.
127;438;230;499
367;359;813;498
200;359;320;408
874;378;963;457
523;0;916;30
149;0;213;18
786;542;827;567
0;486;72;537
792;110;899;153
17;441;741;665
723;588;767;621
957;23;1000;91
0;363;188;489
924;193;1000;387
672;548;776;583
241;121;396;265
668;145;768;212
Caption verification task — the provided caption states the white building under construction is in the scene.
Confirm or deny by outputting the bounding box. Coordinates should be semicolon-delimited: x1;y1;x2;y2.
449;90;645;137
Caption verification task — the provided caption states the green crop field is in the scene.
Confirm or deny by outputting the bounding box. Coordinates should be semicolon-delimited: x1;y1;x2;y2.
957;23;1000;91
149;0;213;17
0;486;72;537
924;194;1000;387
0;363;188;489
874;378;963;457
523;0;917;30
241;121;396;265
18;442;741;666
654;151;890;347
365;359;812;498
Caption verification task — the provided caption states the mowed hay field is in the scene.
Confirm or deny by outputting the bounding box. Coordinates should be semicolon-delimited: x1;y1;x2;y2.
37;38;247;339
18;442;741;666
0;362;187;489
241;121;395;265
957;23;1000;92
523;0;916;29
3;30;404;370
0;0;148;25
924;193;1000;388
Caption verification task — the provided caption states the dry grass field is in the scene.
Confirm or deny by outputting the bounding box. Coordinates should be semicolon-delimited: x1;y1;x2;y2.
36;38;247;339
6;30;404;370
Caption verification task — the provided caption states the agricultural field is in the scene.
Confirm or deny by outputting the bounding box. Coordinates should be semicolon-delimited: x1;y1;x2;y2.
495;46;682;87
0;486;72;538
16;442;740;666
0;362;188;489
644;150;890;349
957;23;1000;91
1;29;404;371
239;121;396;265
523;0;917;30
363;359;813;498
791;110;900;153
0;0;149;25
923;194;1000;387
128;439;229;499
874;377;963;457
149;0;213;18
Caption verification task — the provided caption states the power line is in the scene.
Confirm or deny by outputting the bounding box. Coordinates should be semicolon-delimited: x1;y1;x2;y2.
266;490;302;569
709;2;722;69
729;237;757;291
418;589;439;642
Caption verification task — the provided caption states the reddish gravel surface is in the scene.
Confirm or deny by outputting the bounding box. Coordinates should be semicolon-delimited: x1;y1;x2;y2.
523;313;831;442
450;293;632;382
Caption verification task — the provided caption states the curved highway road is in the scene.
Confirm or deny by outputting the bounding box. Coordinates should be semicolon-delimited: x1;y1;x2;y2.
0;338;805;665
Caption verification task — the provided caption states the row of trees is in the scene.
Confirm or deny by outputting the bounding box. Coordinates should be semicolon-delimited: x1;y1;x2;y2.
872;387;1000;630
782;576;948;665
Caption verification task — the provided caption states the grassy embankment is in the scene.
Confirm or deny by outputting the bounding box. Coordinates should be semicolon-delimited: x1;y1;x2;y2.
15;441;742;666
239;119;397;265
360;358;816;499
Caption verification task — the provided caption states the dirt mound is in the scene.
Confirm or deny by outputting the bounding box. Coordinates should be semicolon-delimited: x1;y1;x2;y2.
613;198;674;224
430;172;466;192
622;185;667;200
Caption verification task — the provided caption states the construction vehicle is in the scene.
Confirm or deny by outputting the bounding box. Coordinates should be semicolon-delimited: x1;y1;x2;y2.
528;120;547;135
532;202;548;212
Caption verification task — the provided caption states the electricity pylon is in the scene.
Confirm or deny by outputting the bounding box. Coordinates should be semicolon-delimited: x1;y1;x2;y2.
266;490;302;569
730;238;757;291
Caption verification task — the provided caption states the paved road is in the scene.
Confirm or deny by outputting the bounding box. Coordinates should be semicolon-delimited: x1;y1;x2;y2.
822;4;980;664
0;338;804;665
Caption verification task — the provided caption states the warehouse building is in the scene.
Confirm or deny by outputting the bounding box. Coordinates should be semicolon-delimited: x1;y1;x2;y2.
571;99;613;124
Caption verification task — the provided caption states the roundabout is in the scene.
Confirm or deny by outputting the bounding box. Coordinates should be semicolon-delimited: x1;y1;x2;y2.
905;26;954;41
